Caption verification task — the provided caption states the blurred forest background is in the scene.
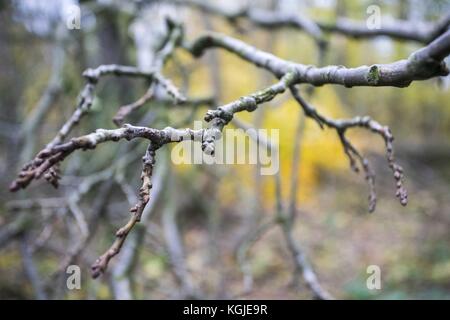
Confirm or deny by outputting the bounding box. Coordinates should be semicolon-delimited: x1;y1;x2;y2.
0;0;450;300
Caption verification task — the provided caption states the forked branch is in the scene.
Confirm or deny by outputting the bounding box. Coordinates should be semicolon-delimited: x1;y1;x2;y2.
9;18;450;279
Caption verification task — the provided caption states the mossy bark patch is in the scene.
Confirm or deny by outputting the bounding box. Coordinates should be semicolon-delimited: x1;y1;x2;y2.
366;65;380;85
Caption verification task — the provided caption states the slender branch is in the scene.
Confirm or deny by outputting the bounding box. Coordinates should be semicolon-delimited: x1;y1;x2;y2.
91;143;158;278
113;18;185;126
160;0;326;46
288;110;305;221
202;70;299;155
19;25;66;163
273;154;333;300
279;217;334;300
0;214;30;249
319;13;450;44
113;85;156;126
162;174;199;298
231;117;330;299
111;151;168;299
20;237;47;300
153;0;449;43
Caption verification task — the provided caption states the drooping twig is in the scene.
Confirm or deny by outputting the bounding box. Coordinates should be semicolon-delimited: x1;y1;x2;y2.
111;150;168;299
91;143;158;278
290;86;407;212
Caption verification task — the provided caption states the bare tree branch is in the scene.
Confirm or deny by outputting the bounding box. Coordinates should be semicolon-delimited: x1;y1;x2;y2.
154;0;449;43
9;11;450;290
186;30;450;87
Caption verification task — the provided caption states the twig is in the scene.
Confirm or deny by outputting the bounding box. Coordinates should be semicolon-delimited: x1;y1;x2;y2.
19;25;67;163
113;18;185;126
162;173;199;298
91;143;158;278
111;150;168;299
20;237;48;300
274;163;333;300
290;86;407;212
